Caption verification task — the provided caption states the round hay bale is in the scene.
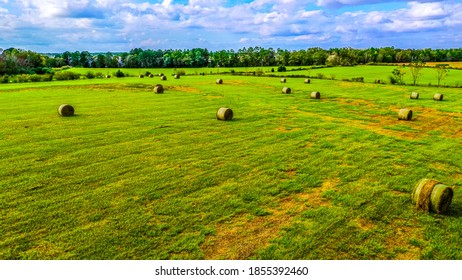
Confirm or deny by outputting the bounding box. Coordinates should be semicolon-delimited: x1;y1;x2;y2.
160;75;167;81
410;92;419;99
216;79;223;84
282;87;291;94
304;79;310;84
430;184;454;214
412;179;454;213
281;78;286;83
398;108;412;121
154;84;164;94
149;74;154;78
412;179;439;212
58;104;74;117
106;75;111;79
216;107;233;121
139;74;144;78
159;73;164;77
174;74;180;79
310;91;320;99
433;93;443;101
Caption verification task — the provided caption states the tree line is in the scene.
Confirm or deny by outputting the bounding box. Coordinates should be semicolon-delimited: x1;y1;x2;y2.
2;46;462;75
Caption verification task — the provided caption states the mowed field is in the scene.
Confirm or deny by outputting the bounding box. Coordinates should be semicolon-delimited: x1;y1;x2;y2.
1;69;462;260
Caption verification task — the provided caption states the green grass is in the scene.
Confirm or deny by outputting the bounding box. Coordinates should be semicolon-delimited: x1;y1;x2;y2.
1;71;461;260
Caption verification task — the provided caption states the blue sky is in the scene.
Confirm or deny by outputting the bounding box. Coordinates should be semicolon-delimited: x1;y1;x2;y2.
1;0;461;52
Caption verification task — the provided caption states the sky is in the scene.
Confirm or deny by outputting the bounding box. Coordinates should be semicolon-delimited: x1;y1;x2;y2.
0;0;461;52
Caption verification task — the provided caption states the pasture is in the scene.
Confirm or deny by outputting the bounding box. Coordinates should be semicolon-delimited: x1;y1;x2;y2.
1;68;461;260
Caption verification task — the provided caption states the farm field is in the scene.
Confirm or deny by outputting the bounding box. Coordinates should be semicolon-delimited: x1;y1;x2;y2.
1;70;462;260
65;64;462;88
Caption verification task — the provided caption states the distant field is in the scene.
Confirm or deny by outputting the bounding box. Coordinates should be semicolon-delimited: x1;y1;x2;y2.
65;65;462;87
1;72;461;260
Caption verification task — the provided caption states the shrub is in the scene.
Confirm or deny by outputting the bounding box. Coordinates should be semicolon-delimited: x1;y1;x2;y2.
29;74;42;82
277;65;286;72
317;73;326;79
41;74;53;82
351;77;364;83
54;71;80;81
95;72;104;78
1;75;9;83
115;69;125;78
85;71;96;79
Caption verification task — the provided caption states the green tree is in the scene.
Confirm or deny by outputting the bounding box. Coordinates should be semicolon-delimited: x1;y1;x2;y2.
390;67;406;85
435;64;449;87
408;61;426;86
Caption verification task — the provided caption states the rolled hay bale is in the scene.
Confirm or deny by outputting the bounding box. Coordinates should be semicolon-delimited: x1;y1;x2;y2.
159;73;164;77
58;104;74;117
216;79;223;84
216;107;233;121
410;92;419;99
160;75;167;81
174;74;180;79
106;75;111;79
430;184;454;214
281;78;286;83
311;91;320;99
149;74;154;78
139;74;144;78
153;84;164;94
282;87;291;94
412;178;453;213
433;93;443;101
304;79;310;84
398;108;412;121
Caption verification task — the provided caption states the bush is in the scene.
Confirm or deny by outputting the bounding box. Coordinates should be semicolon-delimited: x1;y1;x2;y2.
351;77;364;83
1;75;9;83
29;74;42;82
54;71;81;81
85;71;96;79
317;73;326;79
114;69;125;78
277;65;286;72
41;74;53;82
175;70;186;76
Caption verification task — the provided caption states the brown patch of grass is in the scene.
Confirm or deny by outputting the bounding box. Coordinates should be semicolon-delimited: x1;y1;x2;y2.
294;105;462;140
201;178;340;259
168;85;201;93
385;219;423;260
275;126;301;133
355;218;376;231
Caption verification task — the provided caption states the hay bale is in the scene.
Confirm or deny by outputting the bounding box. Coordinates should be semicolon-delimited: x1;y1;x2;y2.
154;84;164;94
106;75;111;79
160;75;167;81
410;92;419;99
174;74;180;79
430;184;454;213
139;74;144;78
216;79;223;84
304;79;310;84
149;74;154;78
58;104;74;117
159;73;164;77
282;87;291;94
216;107;233;121
281;78;286;83
433;93;443;101
311;91;320;99
398;108;412;121
412;178;453;213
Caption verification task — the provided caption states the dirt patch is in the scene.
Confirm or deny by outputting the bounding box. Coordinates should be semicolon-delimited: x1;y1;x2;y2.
168;85;200;94
275;126;301;133
201;178;340;259
385;219;423;260
294;105;462;140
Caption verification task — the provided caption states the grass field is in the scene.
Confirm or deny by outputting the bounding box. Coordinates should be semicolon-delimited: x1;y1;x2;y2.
66;64;462;88
1;70;461;260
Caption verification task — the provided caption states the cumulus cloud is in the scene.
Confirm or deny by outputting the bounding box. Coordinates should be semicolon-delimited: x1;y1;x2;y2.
0;0;461;51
